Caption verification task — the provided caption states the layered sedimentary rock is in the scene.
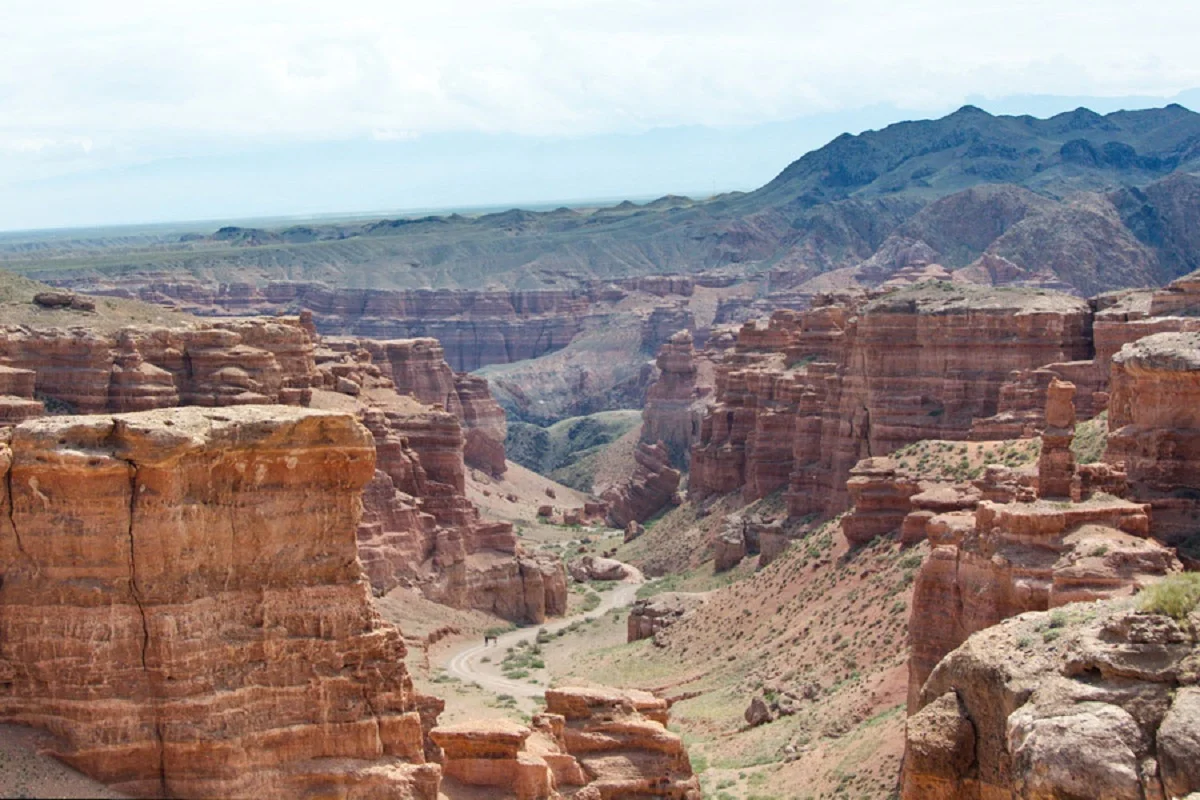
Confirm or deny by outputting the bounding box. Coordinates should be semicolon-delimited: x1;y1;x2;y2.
64;279;592;370
904;599;1200;799
640;331;709;467
351;338;508;475
906;496;1177;709
0;365;43;425
602;441;681;528
0;314;550;624
640;304;696;354
432;687;700;799
689;284;1093;516
0;317;319;415
1106;331;1200;550
0;406;442;799
312;348;565;624
454;373;508;477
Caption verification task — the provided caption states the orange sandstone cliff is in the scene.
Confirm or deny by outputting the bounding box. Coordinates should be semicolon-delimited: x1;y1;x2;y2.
0;406;443;799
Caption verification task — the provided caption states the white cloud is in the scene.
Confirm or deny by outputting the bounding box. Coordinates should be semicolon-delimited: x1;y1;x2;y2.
2;0;1198;147
0;0;1198;227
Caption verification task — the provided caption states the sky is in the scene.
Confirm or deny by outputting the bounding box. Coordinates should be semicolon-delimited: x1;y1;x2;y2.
2;0;1200;231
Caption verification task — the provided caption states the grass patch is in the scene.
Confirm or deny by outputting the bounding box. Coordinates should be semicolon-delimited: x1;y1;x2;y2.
1139;573;1200;620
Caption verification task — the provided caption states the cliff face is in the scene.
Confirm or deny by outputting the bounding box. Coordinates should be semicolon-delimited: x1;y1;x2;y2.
640;330;710;467
1107;331;1200;551
312;345;566;624
0;316;560;624
59;280;591;371
0;318;320;414
601;441;682;528
688;284;1093;515
0;407;442;799
903;599;1200;800
906;495;1177;711
353;337;508;477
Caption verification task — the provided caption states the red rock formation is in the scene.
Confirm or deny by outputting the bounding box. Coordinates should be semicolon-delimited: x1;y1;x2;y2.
0;365;43;425
432;687;700;799
0;406;443;799
1107;331;1200;550
454;373;508;477
842;458;922;547
904;599;1200;799
1035;378;1078;499
353;338;508;476
0;318;319;414
641;331;708;466
689;284;1094;517
61;277;590;370
602;441;681;528
641;303;696;354
906;496;1177;711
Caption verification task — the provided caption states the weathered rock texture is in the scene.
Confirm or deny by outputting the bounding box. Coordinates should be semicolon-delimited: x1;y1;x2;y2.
62;281;592;371
0;406;443;799
312;346;565;624
627;593;707;644
601;441;681;528
640;331;710;467
904;599;1200;799
906;496;1177;710
0;316;558;624
0;317;320;415
431;687;700;799
350;337;508;476
688;284;1093;517
1107;331;1200;550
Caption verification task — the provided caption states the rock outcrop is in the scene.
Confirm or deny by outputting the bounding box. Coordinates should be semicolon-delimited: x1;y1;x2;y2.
906;495;1178;710
0;316;557;624
61;280;592;371
431;687;700;799
1107;331;1200;551
641;331;709;467
904;598;1200;799
0;406;443;799
602;441;681;528
688;284;1093;517
352;337;508;475
627;593;707;644
0;317;319;415
0;365;43;425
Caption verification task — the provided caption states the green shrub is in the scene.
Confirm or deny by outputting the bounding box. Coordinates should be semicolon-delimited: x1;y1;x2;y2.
1138;573;1200;620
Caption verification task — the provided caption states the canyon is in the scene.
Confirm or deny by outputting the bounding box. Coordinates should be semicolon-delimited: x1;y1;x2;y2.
3;105;1200;800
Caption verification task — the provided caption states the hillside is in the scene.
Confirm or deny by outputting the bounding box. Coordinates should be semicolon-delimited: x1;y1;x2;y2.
4;105;1200;297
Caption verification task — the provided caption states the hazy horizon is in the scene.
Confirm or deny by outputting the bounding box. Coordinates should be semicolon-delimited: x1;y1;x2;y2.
4;0;1200;232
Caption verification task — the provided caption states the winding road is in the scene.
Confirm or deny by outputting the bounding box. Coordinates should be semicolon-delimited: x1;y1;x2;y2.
444;568;644;697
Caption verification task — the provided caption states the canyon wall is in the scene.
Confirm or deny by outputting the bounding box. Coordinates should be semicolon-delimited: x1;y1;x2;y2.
51;279;592;371
0;406;443;799
688;284;1093;516
0;314;565;623
46;276;699;373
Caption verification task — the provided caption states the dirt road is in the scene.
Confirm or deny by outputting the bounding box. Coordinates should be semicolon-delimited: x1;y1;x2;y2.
444;569;643;697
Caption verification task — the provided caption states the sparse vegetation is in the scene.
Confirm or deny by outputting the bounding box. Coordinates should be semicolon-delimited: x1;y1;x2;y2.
1138;573;1200;620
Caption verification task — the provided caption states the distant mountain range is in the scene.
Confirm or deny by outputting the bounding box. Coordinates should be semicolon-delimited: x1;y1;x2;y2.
7;104;1200;296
